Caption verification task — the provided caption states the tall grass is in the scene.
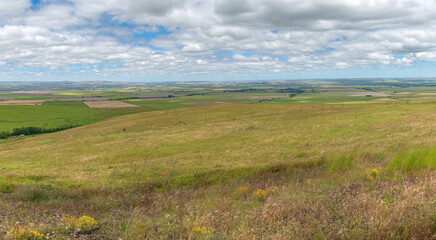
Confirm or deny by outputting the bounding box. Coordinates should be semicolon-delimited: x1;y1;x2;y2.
327;152;356;171
11;184;64;202
390;147;436;171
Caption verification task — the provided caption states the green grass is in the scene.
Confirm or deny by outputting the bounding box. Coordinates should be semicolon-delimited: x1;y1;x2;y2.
180;96;258;103
0;102;105;132
124;96;259;111
271;93;380;104
328;152;356;171
0;102;434;187
0;101;154;133
52;90;174;100
390;147;436;171
0;94;51;100
124;99;191;110
0;101;434;239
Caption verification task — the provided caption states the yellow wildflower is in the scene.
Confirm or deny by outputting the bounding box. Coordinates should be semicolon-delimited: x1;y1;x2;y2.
367;168;379;181
77;216;98;233
61;215;77;232
5;226;44;240
192;226;211;239
252;189;268;201
61;215;98;234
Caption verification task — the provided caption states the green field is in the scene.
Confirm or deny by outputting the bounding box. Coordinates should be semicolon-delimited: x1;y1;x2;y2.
0;102;153;133
0;102;102;132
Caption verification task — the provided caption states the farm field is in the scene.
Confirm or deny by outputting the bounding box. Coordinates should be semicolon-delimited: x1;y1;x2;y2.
0;102;105;132
83;101;139;108
0;102;152;134
0;81;435;239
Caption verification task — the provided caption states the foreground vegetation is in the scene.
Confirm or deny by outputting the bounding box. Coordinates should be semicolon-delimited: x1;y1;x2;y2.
0;99;435;239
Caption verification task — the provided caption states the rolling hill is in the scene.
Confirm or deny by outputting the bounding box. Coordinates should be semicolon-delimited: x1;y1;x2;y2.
0;103;435;239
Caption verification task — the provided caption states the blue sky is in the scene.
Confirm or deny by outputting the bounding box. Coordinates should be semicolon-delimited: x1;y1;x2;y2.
1;0;436;82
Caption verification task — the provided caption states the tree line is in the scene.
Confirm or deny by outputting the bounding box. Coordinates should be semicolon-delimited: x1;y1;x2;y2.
0;125;77;139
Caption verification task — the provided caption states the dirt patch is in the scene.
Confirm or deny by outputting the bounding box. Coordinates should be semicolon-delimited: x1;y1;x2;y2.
186;101;255;106
45;97;109;102
349;92;391;97
212;88;239;91
182;95;287;100
417;92;436;95
11;91;52;95
224;95;287;98
402;97;436;102
319;87;356;91
0;100;45;105
138;98;174;101
84;101;139;108
372;98;399;102
130;94;185;99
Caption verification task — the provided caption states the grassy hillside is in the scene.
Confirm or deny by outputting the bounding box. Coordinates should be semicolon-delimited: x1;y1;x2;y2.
0;103;435;239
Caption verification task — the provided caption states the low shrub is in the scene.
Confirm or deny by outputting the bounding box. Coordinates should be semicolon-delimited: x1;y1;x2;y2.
0;182;17;193
11;184;62;202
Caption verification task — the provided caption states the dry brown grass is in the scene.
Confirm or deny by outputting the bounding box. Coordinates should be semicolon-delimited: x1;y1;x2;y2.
11;91;52;95
84;101;139;108
0;100;44;105
372;98;399;102
187;101;255;106
349;92;391;97
0;170;433;239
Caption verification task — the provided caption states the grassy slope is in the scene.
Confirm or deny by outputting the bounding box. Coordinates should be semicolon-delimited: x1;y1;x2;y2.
0;103;435;239
273;93;379;104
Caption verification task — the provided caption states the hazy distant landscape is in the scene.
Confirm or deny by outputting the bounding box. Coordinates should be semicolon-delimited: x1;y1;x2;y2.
0;79;434;239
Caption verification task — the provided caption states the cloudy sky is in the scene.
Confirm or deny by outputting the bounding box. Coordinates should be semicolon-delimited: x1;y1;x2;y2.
1;0;436;82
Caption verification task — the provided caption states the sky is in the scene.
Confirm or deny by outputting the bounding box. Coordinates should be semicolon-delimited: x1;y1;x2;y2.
1;0;436;82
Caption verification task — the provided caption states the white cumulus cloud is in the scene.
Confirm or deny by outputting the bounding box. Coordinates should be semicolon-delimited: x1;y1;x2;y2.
1;0;436;80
